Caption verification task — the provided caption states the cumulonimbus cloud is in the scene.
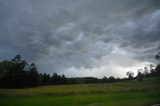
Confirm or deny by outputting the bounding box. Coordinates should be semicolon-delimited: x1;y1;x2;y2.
0;0;160;78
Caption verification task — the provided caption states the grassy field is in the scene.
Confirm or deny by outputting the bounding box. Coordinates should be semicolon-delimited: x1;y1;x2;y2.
0;77;160;106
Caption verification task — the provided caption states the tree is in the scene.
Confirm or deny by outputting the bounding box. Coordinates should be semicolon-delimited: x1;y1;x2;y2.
143;67;149;77
0;55;28;88
126;71;134;79
102;76;108;83
150;64;155;72
42;73;50;85
12;54;21;63
0;61;9;80
155;52;160;61
154;51;160;76
108;76;116;83
155;64;160;76
61;74;67;84
137;69;143;82
28;63;39;86
0;60;13;88
51;72;57;84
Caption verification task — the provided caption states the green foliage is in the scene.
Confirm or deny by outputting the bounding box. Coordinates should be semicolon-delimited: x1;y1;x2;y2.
0;55;39;88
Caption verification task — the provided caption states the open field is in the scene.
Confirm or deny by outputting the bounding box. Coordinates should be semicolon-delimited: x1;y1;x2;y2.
0;77;160;106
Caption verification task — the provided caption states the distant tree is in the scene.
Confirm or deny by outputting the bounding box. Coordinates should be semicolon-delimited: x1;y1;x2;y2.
28;63;39;86
12;54;21;63
149;64;156;76
0;60;13;88
102;76;108;83
56;74;62;84
3;54;152;88
155;64;160;76
0;55;28;88
42;73;51;85
126;71;134;79
51;72;58;84
155;52;160;61
38;73;43;85
108;76;116;83
155;51;160;76
137;69;143;82
21;60;28;69
61;74;67;84
143;67;149;77
0;61;8;80
149;64;155;72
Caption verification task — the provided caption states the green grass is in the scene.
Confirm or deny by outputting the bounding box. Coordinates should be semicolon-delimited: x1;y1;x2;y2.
0;77;160;106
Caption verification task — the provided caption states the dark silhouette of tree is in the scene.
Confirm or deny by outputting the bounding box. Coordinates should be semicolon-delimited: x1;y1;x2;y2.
102;76;108;83
3;52;160;88
42;73;50;85
61;74;67;84
143;67;149;78
0;55;40;88
150;64;154;71
0;55;27;88
0;61;9;80
137;69;143;82
155;64;160;76
51;72;58;84
108;76;116;83
155;52;160;61
12;54;21;63
28;63;39;86
155;52;160;76
126;71;134;79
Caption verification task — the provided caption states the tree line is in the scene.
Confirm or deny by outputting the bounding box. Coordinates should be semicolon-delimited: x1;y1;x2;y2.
0;55;119;88
126;52;160;81
0;52;160;88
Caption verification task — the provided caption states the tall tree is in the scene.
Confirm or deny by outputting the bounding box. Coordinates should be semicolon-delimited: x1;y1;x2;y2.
137;69;143;82
155;52;160;61
126;71;134;79
42;73;50;85
28;63;39;86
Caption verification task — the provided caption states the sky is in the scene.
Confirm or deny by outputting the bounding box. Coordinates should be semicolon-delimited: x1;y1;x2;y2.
0;0;160;78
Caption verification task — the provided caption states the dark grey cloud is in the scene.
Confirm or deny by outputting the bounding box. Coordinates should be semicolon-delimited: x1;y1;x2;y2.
0;0;160;78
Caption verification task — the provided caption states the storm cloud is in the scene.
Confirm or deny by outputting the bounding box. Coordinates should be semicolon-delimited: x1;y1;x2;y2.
0;0;160;78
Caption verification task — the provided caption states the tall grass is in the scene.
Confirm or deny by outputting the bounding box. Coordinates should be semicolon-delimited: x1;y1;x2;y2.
0;77;160;106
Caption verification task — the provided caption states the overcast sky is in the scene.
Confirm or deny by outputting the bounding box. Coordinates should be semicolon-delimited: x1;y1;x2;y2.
0;0;160;78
